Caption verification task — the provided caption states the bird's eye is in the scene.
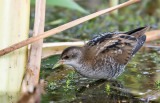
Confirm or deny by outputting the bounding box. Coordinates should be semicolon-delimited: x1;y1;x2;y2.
64;56;69;59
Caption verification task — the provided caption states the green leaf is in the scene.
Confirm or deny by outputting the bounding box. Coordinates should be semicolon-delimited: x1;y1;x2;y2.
31;0;88;14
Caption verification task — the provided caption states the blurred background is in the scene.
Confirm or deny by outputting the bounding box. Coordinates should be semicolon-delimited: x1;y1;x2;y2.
30;0;160;42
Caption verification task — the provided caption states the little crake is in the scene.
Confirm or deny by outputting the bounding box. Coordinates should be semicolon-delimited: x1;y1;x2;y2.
53;27;149;79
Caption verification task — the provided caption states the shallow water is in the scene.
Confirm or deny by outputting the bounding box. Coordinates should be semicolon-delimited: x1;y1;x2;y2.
40;45;160;103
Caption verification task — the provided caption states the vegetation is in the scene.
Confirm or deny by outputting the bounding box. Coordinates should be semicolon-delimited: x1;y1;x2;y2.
31;0;88;14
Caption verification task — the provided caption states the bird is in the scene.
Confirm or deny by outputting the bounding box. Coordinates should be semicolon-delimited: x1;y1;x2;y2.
53;26;149;79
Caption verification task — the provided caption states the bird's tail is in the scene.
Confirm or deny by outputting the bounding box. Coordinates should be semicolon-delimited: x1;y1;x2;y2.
126;26;149;39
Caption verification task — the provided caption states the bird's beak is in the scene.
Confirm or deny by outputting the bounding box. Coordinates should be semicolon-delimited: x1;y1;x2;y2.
52;60;64;69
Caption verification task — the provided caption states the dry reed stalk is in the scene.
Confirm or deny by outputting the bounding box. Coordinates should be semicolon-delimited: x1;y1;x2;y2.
146;30;160;42
21;0;46;92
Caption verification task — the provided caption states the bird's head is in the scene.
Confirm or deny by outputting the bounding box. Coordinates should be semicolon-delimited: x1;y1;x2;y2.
53;46;83;69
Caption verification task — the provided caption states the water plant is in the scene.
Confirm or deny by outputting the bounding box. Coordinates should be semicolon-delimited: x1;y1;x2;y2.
155;80;160;90
63;71;76;91
48;82;57;90
105;84;110;91
105;84;111;95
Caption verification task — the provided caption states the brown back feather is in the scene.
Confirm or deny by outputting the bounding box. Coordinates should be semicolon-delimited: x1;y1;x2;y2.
83;27;149;65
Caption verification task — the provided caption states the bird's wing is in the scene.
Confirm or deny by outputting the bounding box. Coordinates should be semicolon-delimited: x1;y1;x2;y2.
84;27;148;65
84;33;139;65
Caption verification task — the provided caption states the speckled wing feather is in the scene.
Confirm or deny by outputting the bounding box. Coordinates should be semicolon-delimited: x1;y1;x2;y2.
84;27;148;65
84;33;137;65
